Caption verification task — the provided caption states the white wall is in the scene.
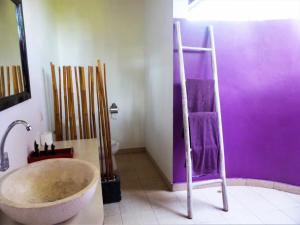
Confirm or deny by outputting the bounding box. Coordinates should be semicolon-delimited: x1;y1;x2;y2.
0;0;58;177
144;0;173;182
0;0;174;183
50;0;146;149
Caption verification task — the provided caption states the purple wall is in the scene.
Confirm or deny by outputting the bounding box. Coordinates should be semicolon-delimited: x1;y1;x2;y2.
173;19;300;186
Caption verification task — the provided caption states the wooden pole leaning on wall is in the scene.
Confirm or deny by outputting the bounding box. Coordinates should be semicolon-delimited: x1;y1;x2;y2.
96;67;104;174
88;66;97;138
67;66;77;140
50;63;62;141
67;67;73;139
1;66;5;97
12;66;19;95
88;67;92;137
0;66;4;97
96;62;109;178
63;66;69;140
1;66;4;97
70;66;77;139
74;66;83;139
79;66;90;139
103;63;113;178
6;66;10;97
91;67;97;138
97;60;113;179
17;66;24;92
58;67;63;137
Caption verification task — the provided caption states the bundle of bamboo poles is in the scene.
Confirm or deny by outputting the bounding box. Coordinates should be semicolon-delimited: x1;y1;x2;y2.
0;65;25;98
50;60;114;180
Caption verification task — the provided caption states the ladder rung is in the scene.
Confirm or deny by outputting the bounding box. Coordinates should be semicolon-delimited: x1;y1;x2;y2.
192;179;222;187
183;46;212;52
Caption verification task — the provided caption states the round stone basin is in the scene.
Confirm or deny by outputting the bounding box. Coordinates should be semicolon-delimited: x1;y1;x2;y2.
0;158;99;225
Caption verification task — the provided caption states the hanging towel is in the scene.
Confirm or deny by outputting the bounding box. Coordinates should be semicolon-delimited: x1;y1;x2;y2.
189;112;220;176
186;79;215;112
186;79;220;176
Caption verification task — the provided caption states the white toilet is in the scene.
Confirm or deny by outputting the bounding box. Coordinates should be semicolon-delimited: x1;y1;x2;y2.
111;140;120;171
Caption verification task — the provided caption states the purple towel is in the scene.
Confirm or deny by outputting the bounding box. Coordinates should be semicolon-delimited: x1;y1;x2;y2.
186;79;215;112
186;79;220;176
189;112;220;176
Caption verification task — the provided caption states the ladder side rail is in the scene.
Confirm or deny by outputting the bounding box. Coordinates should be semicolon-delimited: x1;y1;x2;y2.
175;21;193;219
209;25;229;211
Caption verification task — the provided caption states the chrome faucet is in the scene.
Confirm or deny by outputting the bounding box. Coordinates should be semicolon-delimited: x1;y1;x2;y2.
0;120;31;172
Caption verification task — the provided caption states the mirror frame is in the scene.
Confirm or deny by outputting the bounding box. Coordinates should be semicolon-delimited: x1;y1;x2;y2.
0;0;31;111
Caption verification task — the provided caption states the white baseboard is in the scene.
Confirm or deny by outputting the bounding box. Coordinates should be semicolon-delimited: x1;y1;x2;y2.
172;178;300;195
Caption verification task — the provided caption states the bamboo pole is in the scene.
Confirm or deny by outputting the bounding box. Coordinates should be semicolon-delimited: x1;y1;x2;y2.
58;67;63;136
103;63;113;178
97;60;113;179
67;67;73;138
88;67;93;137
67;66;73;139
67;66;77;140
96;65;105;174
2;66;5;96
96;62;109;178
79;66;90;139
88;66;96;138
50;63;62;141
17;66;24;92
90;67;96;138
6;66;10;97
0;66;4;97
63;66;69;140
1;66;5;97
74;66;83;139
12;66;19;95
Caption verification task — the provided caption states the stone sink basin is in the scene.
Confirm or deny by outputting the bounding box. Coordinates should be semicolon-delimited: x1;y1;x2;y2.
0;158;99;225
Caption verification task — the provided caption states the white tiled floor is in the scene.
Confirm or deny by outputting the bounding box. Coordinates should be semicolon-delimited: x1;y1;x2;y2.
104;152;300;225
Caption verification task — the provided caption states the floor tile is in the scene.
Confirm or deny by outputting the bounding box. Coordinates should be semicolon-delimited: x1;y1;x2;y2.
120;198;153;215
280;205;300;224
287;192;300;202
104;214;122;225
255;209;296;224
110;152;300;225
229;187;278;214
253;187;300;210
192;206;227;223
155;212;194;225
223;210;262;224
121;211;159;225
104;203;121;217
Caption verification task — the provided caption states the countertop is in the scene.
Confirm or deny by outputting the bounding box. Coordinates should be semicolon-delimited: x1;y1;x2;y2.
0;139;104;225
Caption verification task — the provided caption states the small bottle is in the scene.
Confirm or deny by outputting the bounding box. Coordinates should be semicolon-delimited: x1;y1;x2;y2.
44;143;49;155
34;141;39;157
51;144;56;155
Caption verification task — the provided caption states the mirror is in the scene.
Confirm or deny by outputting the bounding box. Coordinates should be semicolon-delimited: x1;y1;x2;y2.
0;0;30;111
